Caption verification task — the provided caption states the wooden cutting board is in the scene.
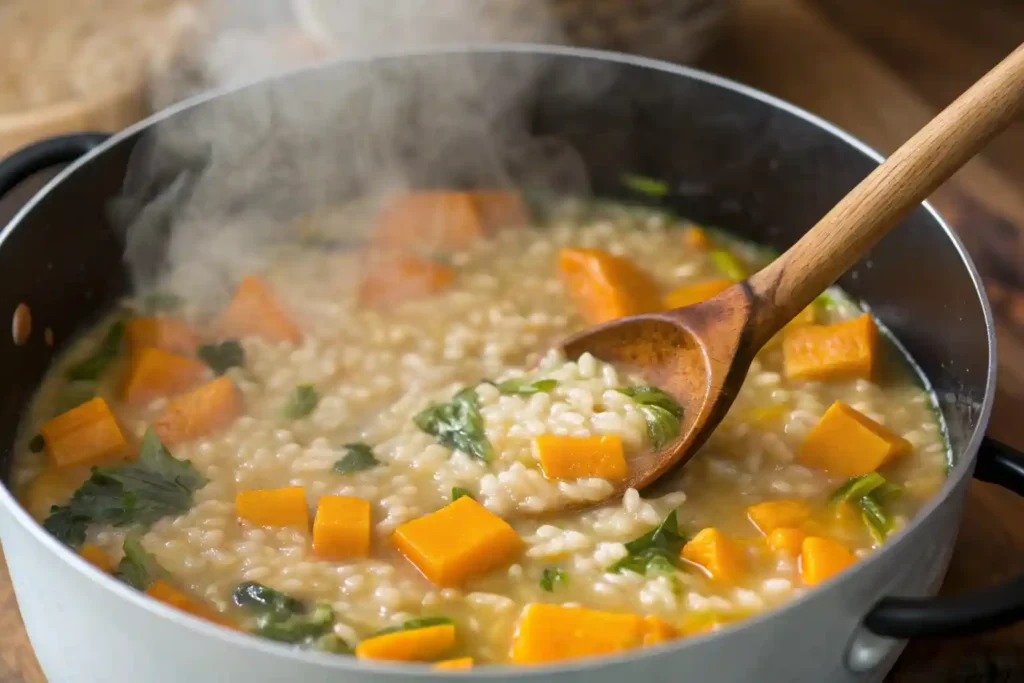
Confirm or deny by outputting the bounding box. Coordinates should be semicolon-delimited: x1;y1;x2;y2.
2;0;1024;680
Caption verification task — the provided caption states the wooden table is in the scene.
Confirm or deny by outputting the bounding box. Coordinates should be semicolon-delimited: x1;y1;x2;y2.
2;0;1023;680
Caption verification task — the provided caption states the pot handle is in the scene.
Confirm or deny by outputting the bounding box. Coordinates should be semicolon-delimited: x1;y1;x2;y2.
864;437;1024;638
0;133;111;199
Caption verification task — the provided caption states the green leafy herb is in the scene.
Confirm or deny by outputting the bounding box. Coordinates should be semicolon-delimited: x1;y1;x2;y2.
609;510;686;575
828;473;887;505
414;387;492;462
54;381;97;415
115;535;165;590
66;321;125;382
858;493;893;545
197;340;245;375
281;384;319;419
830;474;897;545
451;487;475;502
233;581;305;617
621;173;670;197
371;616;453;638
814;291;837;316
616;385;684;450
28;434;44;453
233;582;343;648
540;566;568;592
141;292;184;314
710;249;748;281
333;443;380;474
313;634;353;654
44;428;208;547
494;378;558;395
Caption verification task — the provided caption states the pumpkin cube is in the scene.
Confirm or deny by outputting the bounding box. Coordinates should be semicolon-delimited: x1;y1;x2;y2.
313;495;372;560
534;434;627;482
799;401;911;477
510;604;646;663
681;528;746;584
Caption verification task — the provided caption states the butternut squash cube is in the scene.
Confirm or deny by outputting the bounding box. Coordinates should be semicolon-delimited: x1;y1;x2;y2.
237;487;309;529
767;528;806;556
153;376;243;445
799;401;911;477
642;615;677;646
355;624;457;662
40;397;130;469
146;579;234;628
125;317;198;356
433;657;474;670
800;536;856;586
535;434;627;482
121;347;207;406
312;495;371;561
558;248;661;324
782;313;877;381
359;252;456;307
681;528;746;584
79;544;115;573
510;604;647;663
746;499;811;535
19;465;90;520
373;191;483;251
392;496;522;586
217;275;302;345
663;278;733;309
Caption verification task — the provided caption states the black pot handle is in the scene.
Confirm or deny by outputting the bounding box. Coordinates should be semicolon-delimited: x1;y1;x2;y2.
0;133;111;199
864;437;1024;638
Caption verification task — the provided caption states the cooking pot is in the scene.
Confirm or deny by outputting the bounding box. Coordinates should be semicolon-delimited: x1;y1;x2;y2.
0;45;1020;683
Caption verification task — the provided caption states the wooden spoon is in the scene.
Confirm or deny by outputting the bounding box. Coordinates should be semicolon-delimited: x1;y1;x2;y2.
562;42;1024;501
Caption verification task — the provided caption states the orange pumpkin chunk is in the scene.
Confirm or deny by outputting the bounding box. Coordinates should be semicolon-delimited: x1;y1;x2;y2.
746;499;811;535
217;275;302;345
663;278;733;309
782;313;877;381
153;376;243;445
767;528;806;556
19;465;90;520
146;579;234;628
359;252;456;307
535;434;627;482
470;189;530;230
312;495;371;560
510;604;647;663
682;226;711;251
373;191;483;251
433;657;474;670
355;624;457;662
125;317;198;356
40;397;130;469
642;616;677;646
800;536;856;586
681;528;747;584
392;496;522;586
236;487;309;529
79;544;115;572
799;401;911;477
558;247;661;324
121;347;207;406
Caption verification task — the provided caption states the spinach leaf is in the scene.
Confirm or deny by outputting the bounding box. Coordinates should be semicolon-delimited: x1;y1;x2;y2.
371;616;453;638
44;428;208;547
414;387;492;462
616;385;684;450
233;581;305;617
616;386;683;418
494;378;558;395
281;384;319;419
710;249;748;281
540;566;568;592
28;434;44;453
333;443;380;474
859;492;893;545
66;321;125;381
233;582;344;649
451;487;475;502
608;510;687;575
829;473;887;505
197;340;245;375
830;474;897;545
621;173;670;197
116;534;165;590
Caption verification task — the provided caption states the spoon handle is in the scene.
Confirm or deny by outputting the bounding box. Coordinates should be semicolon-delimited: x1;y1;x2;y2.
744;42;1024;348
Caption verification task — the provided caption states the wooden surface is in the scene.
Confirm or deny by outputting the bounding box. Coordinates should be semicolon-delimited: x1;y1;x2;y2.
2;0;1024;680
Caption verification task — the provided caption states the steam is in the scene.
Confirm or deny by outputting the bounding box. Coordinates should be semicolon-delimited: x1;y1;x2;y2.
117;0;592;307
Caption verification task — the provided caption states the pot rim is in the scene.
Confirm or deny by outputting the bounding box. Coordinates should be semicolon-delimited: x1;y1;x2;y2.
0;43;998;677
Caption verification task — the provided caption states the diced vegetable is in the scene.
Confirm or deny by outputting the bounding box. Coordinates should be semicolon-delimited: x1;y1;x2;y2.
616;385;684;450
217;275;302;345
493;378;558;395
510;604;647;663
236;487;310;529
799;536;856;586
121;347;207;406
782;314;878;381
621;173;670;197
746;499;811;534
470;189;530;230
39;397;130;469
125;317;198;356
146;580;233;628
682;226;711;251
539;566;568;592
710;249;748;280
392;496;523;586
414;386;492;462
43;428;207;548
799;401;911;477
642;616;677;646
434;657;474;670
609;510;686;575
558;247;661;324
232;581;340;647
66;321;124;382
196;340;245;375
79;544;115;573
116;535;164;590
312;495;371;561
681;528;747;584
19;465;90;520
767;528;806;556
373;191;483;250
451;487;474;502
355;623;457;662
333;443;381;474
153;376;243;445
535;434;627;482
663;278;734;309
281;384;319;419
359;252;456;307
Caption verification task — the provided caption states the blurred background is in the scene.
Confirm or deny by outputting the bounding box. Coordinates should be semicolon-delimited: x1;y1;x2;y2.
0;0;1023;681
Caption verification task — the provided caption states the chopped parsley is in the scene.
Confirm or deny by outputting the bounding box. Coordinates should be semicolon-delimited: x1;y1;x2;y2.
281;384;318;419
333;443;381;474
540;566;568;592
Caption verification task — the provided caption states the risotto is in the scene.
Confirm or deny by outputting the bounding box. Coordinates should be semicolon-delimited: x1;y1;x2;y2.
11;190;948;667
